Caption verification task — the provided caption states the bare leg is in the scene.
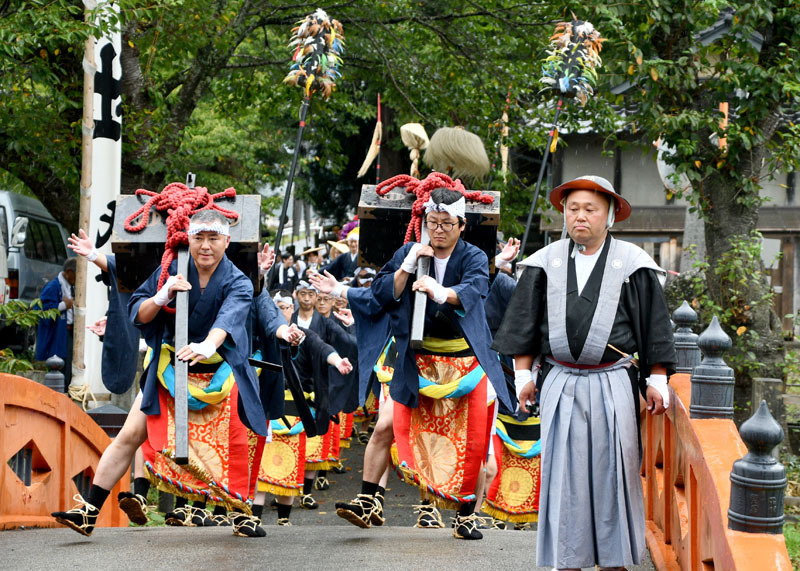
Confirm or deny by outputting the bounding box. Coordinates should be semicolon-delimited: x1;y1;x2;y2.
378;466;390;488
253;491;266;507
485;453;498;485
334;395;393;527
133;447;145;479
363;395;393;483
473;462;487;514
94;395;147;490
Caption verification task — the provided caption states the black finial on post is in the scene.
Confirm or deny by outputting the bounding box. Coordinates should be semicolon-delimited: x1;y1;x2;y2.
728;400;787;533
673;300;701;374
44;355;65;393
690;315;734;419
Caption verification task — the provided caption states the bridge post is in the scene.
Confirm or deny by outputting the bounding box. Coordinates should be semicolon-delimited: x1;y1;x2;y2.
672;300;701;374
690;315;734;419
43;356;65;393
728;400;787;533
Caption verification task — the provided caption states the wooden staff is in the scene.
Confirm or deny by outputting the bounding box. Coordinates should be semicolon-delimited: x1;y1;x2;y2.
173;172;194;465
410;226;430;349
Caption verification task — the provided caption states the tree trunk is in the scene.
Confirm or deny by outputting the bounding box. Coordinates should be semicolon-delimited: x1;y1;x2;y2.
703;171;784;423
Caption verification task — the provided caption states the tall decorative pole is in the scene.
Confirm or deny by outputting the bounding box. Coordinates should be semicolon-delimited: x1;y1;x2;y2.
73;0;122;400
519;18;604;258
275;9;344;257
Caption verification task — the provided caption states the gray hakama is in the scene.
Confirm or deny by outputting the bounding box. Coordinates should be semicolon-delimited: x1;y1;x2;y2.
507;238;668;569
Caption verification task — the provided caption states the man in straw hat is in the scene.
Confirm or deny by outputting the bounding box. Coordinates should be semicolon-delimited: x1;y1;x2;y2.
492;175;675;570
300;245;326;280
322;227;359;280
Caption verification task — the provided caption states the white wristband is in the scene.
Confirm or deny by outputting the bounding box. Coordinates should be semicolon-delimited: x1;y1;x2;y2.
331;281;345;298
86;248;99;262
495;254;511;270
430;281;448;304
153;276;178;307
420;275;448;304
646;373;670;409
514;368;533;396
401;243;423;274
189;340;217;360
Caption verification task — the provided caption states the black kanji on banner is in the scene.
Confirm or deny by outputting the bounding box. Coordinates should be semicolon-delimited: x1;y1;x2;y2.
94;43;121;141
95;200;116;249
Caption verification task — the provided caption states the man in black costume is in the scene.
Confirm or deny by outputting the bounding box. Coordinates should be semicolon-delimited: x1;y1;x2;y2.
492;176;675;570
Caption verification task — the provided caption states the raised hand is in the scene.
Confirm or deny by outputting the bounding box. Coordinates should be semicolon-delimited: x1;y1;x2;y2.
257;242;275;275
499;237;520;264
68;229;94;257
333;308;354;327
308;269;339;294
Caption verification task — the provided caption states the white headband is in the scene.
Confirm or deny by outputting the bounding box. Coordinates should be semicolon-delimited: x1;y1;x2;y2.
188;222;230;236
273;293;293;306
423;196;466;219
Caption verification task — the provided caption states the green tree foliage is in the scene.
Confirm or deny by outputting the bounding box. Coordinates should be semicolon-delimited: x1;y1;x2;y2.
0;299;60;373
0;0;89;227
1;1;555;230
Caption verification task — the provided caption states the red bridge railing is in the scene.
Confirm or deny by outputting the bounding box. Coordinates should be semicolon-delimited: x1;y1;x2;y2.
642;373;791;570
0;373;128;530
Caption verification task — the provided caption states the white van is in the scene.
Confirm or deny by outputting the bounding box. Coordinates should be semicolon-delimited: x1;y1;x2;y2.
0;190;70;350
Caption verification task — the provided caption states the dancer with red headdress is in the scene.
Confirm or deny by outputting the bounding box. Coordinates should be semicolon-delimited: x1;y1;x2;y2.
312;171;512;540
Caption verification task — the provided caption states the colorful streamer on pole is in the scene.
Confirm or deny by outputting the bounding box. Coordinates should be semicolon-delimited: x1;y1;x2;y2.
518;17;604;260
283;8;345;100
540;18;604;106
272;9;344;266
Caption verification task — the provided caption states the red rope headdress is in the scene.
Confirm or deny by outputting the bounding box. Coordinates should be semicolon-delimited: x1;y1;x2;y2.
375;172;494;243
123;182;239;313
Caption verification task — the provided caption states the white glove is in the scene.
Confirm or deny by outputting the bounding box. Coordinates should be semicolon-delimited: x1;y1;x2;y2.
646;374;670;409
153;276;179;306
420;275;448;304
188;339;217;361
400;243;424;274
86;248;100;262
495;254;511;271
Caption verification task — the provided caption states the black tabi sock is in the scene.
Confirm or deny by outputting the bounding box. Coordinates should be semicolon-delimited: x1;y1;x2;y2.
376;486;386;506
175;496;188;509
252;504;264;518
192;500;207;510
276;504;292;519
420;498;431;506
133;477;150;498
360;481;379;497
303;479;315;495
458;501;476;517
318;470;327;478
212;505;227;516
88;485;110;510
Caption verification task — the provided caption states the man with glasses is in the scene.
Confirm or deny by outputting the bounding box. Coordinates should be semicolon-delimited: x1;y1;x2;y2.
314;175;512;540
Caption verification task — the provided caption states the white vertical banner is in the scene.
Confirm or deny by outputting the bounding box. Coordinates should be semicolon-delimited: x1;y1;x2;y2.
72;0;122;397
